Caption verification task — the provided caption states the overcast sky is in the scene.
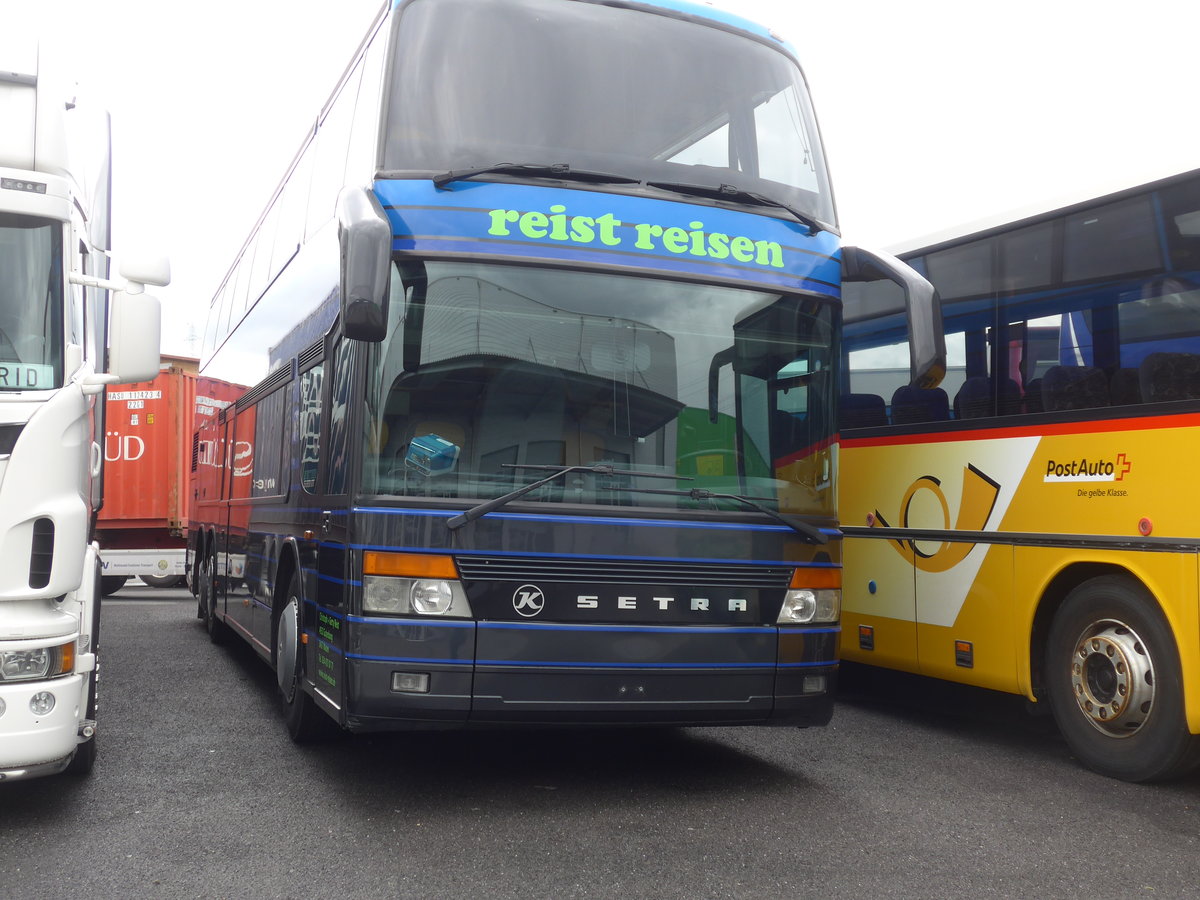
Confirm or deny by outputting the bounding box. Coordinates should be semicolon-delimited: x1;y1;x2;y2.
43;0;1200;357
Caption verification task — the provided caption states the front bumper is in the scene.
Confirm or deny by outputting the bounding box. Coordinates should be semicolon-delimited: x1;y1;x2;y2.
0;673;86;779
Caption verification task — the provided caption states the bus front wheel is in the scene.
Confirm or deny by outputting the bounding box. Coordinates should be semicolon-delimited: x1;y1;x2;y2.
1045;575;1200;782
276;572;331;743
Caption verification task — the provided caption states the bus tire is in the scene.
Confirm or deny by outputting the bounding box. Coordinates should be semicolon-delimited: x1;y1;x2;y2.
276;571;331;743
1045;575;1200;782
100;575;127;597
200;549;227;645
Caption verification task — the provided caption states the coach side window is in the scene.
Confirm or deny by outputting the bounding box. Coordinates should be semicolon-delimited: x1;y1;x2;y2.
300;363;324;493
327;340;356;496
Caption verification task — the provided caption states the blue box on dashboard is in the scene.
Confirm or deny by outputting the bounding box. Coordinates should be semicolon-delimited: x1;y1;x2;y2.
405;433;460;476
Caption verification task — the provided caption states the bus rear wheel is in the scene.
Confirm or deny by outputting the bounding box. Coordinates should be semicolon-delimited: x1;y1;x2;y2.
200;550;227;645
1045;575;1200;782
276;572;332;742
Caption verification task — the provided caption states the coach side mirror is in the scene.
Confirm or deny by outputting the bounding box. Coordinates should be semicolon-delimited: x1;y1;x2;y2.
337;186;391;343
842;245;946;389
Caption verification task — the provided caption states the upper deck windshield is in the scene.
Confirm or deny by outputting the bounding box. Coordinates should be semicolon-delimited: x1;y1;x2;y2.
383;0;835;229
363;261;838;519
0;213;63;392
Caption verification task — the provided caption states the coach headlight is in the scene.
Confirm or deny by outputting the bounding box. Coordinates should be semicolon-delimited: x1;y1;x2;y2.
361;552;473;617
777;568;841;625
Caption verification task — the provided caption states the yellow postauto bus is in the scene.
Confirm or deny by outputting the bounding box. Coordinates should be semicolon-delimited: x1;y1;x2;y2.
839;168;1200;781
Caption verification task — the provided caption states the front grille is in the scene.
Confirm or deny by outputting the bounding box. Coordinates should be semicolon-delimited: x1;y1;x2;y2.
454;555;792;589
29;517;54;589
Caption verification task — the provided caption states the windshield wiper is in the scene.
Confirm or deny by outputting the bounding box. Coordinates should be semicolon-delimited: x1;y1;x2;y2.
433;163;640;190
446;464;686;530
603;485;829;544
645;180;823;236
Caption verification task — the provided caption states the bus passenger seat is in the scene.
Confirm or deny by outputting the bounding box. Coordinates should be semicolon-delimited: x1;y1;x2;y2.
890;385;949;424
997;378;1022;416
953;376;992;418
1139;352;1200;403
1023;379;1044;413
1041;365;1109;411
1108;368;1141;406
839;393;887;429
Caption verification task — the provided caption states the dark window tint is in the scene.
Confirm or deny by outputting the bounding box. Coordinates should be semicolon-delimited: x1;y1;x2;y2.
1063;196;1159;282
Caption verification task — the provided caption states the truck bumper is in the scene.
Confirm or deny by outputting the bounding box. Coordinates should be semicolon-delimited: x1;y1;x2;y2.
0;674;86;780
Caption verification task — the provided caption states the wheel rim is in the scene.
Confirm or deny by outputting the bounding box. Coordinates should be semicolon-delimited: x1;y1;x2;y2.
277;598;300;700
203;556;216;623
1069;618;1155;738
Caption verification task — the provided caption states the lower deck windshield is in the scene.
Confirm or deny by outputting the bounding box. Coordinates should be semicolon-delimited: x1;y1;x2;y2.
363;262;837;518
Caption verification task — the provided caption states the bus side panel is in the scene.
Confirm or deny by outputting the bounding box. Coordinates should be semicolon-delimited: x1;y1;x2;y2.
915;542;1017;691
838;439;919;671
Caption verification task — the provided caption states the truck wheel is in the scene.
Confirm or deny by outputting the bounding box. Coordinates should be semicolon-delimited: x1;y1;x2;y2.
1045;575;1200;782
200;550;227;645
276;571;331;742
100;575;127;597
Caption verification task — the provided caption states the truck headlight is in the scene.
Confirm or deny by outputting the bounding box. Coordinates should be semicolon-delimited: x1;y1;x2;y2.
0;640;74;681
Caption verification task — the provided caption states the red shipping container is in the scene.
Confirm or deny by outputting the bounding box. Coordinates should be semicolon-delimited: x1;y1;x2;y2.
97;365;198;592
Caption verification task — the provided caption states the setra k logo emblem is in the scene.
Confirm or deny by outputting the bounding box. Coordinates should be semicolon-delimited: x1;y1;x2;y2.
513;584;546;617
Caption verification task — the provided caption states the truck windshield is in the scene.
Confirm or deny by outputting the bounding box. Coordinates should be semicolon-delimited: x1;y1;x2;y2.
0;213;63;392
382;0;835;229
363;261;838;520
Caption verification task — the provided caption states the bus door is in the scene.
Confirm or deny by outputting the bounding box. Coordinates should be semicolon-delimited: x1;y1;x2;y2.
914;316;1016;688
300;337;356;711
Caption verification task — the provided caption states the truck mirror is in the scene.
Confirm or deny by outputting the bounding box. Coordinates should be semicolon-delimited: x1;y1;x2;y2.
337;186;391;343
107;290;161;384
119;254;171;289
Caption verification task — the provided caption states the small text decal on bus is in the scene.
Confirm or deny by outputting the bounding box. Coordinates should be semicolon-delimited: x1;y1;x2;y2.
487;205;786;268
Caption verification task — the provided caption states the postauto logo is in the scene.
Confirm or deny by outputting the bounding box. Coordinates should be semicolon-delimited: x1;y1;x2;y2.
1043;453;1132;483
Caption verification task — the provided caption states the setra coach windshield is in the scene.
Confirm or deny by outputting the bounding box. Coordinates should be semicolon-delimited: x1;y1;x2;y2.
362;261;838;522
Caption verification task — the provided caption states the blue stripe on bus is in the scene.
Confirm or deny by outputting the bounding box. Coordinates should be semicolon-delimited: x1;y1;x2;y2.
390;236;839;296
372;180;842;293
346;615;475;627
351;542;835;570
354;505;840;537
347;652;473;666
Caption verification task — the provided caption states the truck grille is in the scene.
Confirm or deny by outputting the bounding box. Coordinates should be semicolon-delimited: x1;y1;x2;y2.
454;555;792;589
